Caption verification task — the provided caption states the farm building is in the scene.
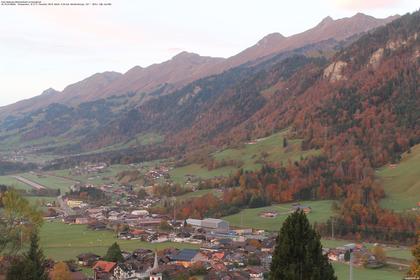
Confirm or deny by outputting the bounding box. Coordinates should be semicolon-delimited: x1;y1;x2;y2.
131;210;149;216
259;210;278;218
186;218;230;232
291;204;311;214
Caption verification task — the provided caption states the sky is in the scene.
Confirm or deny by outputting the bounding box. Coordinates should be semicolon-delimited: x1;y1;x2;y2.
0;0;418;106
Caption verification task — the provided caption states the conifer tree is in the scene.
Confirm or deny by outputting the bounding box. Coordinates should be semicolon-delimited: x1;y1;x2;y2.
104;242;123;262
270;210;336;280
6;231;48;280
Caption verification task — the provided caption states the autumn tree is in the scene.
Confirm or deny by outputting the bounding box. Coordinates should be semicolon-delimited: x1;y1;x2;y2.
408;232;420;278
371;245;387;264
0;190;43;254
50;262;72;280
270;211;336;280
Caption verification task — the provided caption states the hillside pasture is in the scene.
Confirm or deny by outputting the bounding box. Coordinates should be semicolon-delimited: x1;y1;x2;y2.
170;130;320;185
223;200;334;231
377;144;420;211
213;129;319;171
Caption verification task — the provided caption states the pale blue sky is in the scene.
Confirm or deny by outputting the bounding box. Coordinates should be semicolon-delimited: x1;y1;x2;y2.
0;0;418;106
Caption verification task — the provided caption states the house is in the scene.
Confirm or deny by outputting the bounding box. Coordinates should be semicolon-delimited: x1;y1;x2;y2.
149;272;162;280
77;253;100;266
131;210;149;216
169;249;208;268
93;261;116;280
259;211;278;218
291;204;311;214
186;218;230;232
137;218;162;227
75;217;90;224
67;200;83;208
113;263;140;280
247;266;265;280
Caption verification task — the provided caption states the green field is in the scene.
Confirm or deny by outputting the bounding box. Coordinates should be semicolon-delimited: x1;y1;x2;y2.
169;164;237;185
0;172;77;194
170;130;320;185
332;262;405;280
378;144;420;211
175;189;213;199
50;164;135;186
214;130;319;171
322;239;413;261
25;196;56;209
84;133;164;155
40;222;198;261
223;200;334;231
0;175;32;190
20;173;77;193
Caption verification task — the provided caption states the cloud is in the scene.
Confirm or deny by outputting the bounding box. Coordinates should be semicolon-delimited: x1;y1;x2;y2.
327;0;402;11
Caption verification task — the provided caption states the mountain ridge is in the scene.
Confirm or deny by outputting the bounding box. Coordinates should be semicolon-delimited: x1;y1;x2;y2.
0;12;399;119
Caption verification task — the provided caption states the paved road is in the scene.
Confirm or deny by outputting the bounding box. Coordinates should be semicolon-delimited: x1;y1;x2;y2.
387;260;410;268
13;176;46;190
57;195;75;216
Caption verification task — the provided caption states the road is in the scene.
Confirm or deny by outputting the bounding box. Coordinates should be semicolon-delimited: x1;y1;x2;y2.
13;175;75;216
13;175;46;190
57;195;75;216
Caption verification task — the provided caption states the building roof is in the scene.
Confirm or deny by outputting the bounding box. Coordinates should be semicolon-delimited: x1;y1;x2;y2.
93;261;116;273
202;218;229;229
171;249;199;262
77;252;100;260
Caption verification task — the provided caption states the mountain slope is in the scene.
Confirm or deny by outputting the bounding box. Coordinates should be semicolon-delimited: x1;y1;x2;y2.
216;13;399;71
0;13;397;119
0;54;224;118
0;72;123;118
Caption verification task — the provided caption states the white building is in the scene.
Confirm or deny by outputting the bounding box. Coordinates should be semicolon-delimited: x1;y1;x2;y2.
186;218;229;232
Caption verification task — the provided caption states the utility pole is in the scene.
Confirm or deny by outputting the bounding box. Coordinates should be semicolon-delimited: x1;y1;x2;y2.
173;197;176;222
349;251;353;280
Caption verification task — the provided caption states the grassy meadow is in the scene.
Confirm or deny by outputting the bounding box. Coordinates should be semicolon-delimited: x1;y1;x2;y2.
50;164;135;186
377;144;420;211
170;130;320;185
332;262;405;280
223;200;334;231
0;175;33;190
19;172;77;193
213;130;319;171
40;222;198;261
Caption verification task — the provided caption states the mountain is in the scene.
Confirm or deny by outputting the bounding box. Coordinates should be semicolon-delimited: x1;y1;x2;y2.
0;13;398;119
98;52;225;102
216;13;399;71
0;72;123;118
75;10;418;161
0;53;224;118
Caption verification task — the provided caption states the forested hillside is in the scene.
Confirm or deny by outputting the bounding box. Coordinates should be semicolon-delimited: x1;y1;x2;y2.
0;10;418;244
149;11;419;243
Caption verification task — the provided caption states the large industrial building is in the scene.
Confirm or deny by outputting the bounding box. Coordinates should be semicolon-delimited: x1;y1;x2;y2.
186;218;230;232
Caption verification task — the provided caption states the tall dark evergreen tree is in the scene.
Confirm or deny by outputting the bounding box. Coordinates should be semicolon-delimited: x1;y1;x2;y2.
6;231;48;280
104;242;123;262
270;210;336;280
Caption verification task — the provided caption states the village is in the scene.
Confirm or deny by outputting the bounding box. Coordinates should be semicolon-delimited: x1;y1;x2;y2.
31;162;391;280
